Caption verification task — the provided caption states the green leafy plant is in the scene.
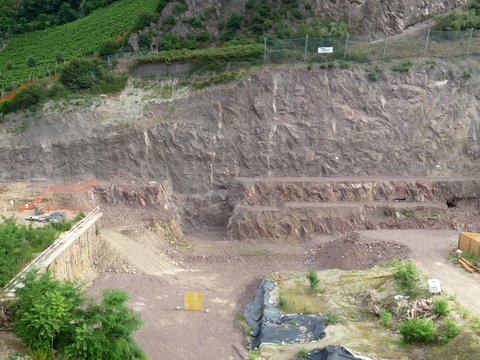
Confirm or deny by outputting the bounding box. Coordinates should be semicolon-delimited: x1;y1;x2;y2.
438;319;459;345
379;309;393;328
393;261;419;288
26;56;36;67
325;310;339;325
433;299;449;316
463;70;472;79
296;348;309;358
306;270;319;290
11;270;146;359
60;58;105;89
391;60;413;73
278;292;289;311
368;66;383;81
399;319;436;343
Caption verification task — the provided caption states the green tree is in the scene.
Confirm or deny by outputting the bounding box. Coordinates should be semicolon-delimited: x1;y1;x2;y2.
11;270;146;359
60;58;105;89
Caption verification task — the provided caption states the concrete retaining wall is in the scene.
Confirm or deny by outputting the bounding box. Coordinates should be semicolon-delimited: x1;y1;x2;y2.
5;207;102;294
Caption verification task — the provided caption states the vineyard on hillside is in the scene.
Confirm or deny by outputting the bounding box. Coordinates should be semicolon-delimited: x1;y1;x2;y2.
0;0;158;90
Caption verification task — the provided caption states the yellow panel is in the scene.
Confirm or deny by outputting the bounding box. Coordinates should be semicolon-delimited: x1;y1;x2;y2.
184;291;203;311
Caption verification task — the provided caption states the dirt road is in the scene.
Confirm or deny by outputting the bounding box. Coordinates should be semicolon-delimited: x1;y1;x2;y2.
88;228;480;360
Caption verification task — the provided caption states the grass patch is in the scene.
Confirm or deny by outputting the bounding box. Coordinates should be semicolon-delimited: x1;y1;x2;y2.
238;314;252;336
295;348;309;358
391;60;413;73
379;309;393;328
399;210;414;219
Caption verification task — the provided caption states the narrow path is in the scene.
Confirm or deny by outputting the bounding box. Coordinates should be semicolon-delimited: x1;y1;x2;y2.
101;229;181;276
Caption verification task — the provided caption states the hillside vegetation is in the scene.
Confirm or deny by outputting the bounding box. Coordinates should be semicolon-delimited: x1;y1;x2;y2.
0;0;121;35
0;0;157;89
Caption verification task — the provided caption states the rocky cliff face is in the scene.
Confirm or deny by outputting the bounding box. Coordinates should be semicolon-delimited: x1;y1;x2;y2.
1;63;480;226
312;0;469;35
171;0;468;36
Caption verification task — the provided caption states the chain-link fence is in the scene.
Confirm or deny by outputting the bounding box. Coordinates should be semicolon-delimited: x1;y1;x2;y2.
265;29;480;64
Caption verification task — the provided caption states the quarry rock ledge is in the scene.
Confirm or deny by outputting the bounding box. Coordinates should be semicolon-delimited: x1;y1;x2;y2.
1;65;480;227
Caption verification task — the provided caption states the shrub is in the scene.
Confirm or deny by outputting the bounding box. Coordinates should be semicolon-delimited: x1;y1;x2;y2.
173;1;188;15
12;271;146;359
433;299;449;316
0;83;46;114
131;11;159;32
296;348;309;358
379;309;393;328
325;310;339;325
55;51;64;64
26;56;36;67
393;261;419;288
5;62;12;70
93;73;128;94
60;59;105;90
306;270;319;290
399;319;436;343
368;66;383;81
278;292;289;311
438;319;459;345
97;40;122;56
463;70;472;80
391;60;413;73
434;10;480;31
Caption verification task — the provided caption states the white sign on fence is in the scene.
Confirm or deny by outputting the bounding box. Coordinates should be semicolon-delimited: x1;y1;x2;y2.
318;47;334;54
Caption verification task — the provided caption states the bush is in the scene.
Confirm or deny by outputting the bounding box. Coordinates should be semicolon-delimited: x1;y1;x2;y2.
438;319;459;345
399;319;436;343
296;348;309;358
391;60;413;73
60;59;105;90
55;51;64;64
278;292;289;311
173;1;188;15
435;10;480;31
433;299;449;316
306;270;319;290
368;66;383;81
26;56;36;67
379;309;393;328
393;261;419;288
325;310;339;325
131;11;159;32
12;271;146;359
97;40;122;56
0;83;47;114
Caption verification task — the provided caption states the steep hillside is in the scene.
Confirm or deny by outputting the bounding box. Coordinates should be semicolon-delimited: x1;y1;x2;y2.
0;62;479;225
0;0;157;89
129;0;469;53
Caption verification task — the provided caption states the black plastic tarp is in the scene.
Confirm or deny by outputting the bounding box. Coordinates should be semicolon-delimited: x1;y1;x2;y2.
293;346;365;360
244;278;326;349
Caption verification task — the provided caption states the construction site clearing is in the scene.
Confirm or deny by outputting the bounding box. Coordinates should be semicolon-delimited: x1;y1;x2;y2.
1;178;480;360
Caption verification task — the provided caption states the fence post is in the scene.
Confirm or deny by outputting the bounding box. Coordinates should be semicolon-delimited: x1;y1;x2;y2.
264;37;267;64
467;28;474;57
304;35;309;62
343;33;349;60
382;33;388;59
424;28;431;57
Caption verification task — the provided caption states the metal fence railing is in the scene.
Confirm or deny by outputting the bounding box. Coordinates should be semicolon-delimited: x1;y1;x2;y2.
3;29;480;96
265;29;480;64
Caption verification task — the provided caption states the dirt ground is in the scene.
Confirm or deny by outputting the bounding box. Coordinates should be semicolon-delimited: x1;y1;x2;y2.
87;227;480;360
